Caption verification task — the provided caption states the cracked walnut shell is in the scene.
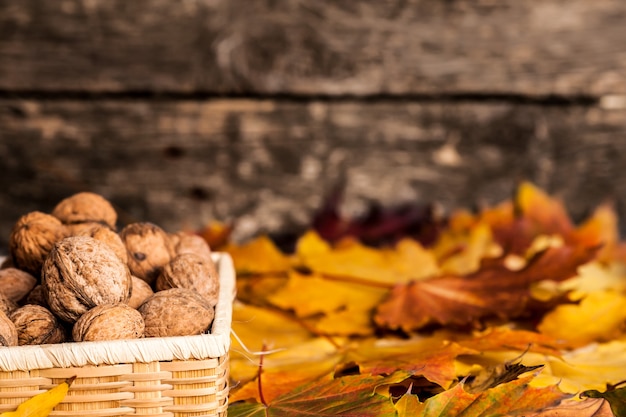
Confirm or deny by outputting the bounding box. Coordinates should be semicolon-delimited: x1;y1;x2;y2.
73;304;144;342
42;236;132;323
156;253;220;307
9;211;64;276
10;304;66;345
138;288;215;337
52;192;117;229
121;222;175;284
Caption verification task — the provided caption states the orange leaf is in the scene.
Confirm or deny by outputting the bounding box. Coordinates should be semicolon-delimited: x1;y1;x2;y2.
345;336;478;389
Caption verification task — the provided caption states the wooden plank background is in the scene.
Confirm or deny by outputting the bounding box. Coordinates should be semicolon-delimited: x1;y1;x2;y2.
1;0;626;249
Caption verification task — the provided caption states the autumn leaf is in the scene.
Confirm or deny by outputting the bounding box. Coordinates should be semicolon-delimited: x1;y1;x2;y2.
224;235;291;275
452;327;564;358
230;337;344;404
221;181;626;416
432;220;502;275
297;231;439;285
374;244;598;331
583;385;626;417
343;336;478;388
267;270;388;336
396;374;567;417
521;396;613;417
229;371;410;417
538;290;626;348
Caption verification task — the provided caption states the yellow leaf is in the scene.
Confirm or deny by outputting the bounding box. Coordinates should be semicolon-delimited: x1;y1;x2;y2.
549;340;626;393
1;376;74;417
538;290;626;348
224;236;290;275
230;302;315;383
267;270;388;335
298;237;438;285
433;221;501;275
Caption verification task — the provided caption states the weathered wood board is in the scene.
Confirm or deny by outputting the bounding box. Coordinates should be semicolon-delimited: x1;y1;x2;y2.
2;99;626;250
1;0;625;96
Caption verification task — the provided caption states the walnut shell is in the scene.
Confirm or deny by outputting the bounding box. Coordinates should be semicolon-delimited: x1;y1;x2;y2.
66;223;128;264
9;211;64;276
171;231;212;260
42;236;132;323
128;276;154;309
73;304;144;342
52;192;117;229
0;292;18;316
24;285;48;309
156;253;220;307
121;222;175;284
0;268;37;303
138;288;215;337
0;311;18;346
10;304;65;345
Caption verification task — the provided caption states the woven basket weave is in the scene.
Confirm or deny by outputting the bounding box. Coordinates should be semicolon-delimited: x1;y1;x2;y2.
0;252;235;417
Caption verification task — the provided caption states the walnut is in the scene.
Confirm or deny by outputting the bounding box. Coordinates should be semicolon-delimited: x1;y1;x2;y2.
138;288;215;337
128;276;154;309
170;231;212;260
0;268;38;303
9;211;64;276
0;311;18;346
66;223;128;264
72;304;144;342
42;236;132;323
0;292;18;316
156;253;220;307
10;304;65;345
24;285;48;309
51;192;117;229
120;222;175;284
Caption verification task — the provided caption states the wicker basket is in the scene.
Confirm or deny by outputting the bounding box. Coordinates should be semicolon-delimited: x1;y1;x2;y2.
0;252;235;417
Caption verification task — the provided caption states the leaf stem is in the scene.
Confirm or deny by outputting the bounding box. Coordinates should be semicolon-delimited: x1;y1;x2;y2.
258;343;268;407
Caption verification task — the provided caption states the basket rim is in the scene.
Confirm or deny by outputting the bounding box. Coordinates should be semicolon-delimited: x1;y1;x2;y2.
0;252;235;372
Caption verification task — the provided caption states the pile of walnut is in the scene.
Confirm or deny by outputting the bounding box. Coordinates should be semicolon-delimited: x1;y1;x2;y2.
0;192;219;346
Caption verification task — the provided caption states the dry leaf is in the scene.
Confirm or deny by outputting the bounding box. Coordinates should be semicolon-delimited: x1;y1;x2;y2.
374;244;598;331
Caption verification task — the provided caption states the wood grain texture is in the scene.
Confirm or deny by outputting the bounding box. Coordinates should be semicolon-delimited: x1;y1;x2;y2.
1;99;625;250
1;0;625;96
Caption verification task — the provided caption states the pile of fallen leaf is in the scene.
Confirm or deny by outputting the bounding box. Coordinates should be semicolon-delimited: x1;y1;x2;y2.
203;182;626;416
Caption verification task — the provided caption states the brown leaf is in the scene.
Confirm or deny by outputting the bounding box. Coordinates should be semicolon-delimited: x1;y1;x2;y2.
374;244;599;331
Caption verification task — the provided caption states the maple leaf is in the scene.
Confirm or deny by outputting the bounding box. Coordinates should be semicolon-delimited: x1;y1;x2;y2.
343;336;478;389
583;385;626;417
396;374;568;417
228;371;410;417
229;337;344;404
374;244;598;331
538;290;626;348
266;270;388;336
432;221;502;276
452;327;564;358
521;396;613;417
224;236;291;275
296;231;439;285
